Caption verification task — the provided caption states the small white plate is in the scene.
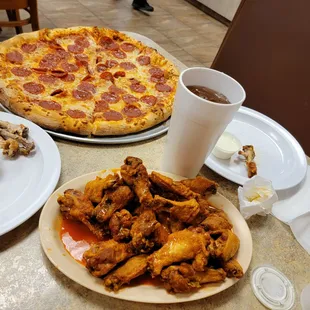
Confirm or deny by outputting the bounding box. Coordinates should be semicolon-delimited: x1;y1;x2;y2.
205;107;307;191
0;112;61;235
39;169;253;304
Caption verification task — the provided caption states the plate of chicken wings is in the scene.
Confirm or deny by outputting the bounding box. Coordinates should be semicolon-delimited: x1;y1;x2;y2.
39;156;252;303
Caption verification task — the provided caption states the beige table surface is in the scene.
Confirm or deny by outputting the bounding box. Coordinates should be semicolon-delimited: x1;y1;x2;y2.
1;34;310;310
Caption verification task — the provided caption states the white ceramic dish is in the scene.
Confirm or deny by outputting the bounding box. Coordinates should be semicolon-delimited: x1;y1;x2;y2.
0;112;61;236
39;169;253;304
205;107;307;191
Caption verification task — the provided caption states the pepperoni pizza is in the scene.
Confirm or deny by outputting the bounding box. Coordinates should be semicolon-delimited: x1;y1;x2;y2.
0;27;179;136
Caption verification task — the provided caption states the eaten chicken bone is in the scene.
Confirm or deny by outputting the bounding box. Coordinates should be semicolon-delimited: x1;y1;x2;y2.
238;145;257;178
0;122;35;158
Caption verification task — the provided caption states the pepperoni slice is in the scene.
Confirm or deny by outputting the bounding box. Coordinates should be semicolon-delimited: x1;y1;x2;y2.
114;71;126;78
11;67;32;77
129;78;140;84
137;55;150;66
39;74;57;84
72;89;93;100
74;37;90;48
96;63;107;72
122;94;138;104
113;49;126;59
68;44;84;54
39;54;60;69
6;51;23;64
32;67;48;74
51;70;68;78
50;89;64;96
55;49;70;60
149;67;164;77
82;75;93;81
155;83;172;92
75;54;89;66
100;72;114;82
103;110;123;121
38;100;61;111
67;109;86;118
122;105;142;118
23;82;45;94
96;56;103;64
101;92;120;103
120;43;135;52
140;95;157;106
105;60;118;68
78;82;96;94
61;62;79;72
130;83;146;93
108;85;125;95
94;100;109;112
151;75;166;83
120;62;136;70
99;36;119;50
61;73;75;82
21;43;37;53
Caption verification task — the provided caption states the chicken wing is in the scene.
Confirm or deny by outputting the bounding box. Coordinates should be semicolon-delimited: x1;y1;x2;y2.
153;195;200;224
58;189;105;239
130;210;160;252
161;263;226;294
200;213;233;231
180;176;218;196
150;172;198;200
209;230;240;262
93;186;134;223
109;209;133;242
222;258;243;278
83;239;134;277
148;229;210;277
238;145;257;178
120;157;153;207
85;174;121;204
104;255;148;291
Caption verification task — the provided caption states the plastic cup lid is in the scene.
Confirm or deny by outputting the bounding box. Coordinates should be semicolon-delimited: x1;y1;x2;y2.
251;265;295;310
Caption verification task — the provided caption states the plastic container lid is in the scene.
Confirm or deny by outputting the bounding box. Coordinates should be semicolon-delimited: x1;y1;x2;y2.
251;265;295;310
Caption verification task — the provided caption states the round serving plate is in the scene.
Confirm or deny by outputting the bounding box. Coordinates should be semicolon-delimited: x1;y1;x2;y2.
0;112;61;236
39;169;253;304
205;107;307;191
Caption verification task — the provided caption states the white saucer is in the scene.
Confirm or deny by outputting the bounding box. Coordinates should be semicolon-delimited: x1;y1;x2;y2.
205;107;307;191
0;112;61;235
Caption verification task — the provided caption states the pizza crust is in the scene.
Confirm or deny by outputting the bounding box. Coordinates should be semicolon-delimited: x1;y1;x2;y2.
0;26;179;136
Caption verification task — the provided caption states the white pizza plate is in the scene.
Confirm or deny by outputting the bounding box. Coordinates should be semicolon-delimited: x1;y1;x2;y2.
0;32;186;145
39;169;253;304
0;112;61;236
205;107;307;191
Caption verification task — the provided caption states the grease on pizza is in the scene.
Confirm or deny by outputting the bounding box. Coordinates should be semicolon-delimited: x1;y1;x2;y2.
0;27;179;136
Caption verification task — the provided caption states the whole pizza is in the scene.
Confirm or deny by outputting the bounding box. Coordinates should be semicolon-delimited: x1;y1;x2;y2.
0;26;179;136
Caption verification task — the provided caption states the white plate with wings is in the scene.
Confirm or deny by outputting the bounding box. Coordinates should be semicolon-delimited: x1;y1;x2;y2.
39;169;252;304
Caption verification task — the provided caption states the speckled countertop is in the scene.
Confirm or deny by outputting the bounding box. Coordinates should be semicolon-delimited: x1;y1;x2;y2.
1;35;309;310
1;136;309;310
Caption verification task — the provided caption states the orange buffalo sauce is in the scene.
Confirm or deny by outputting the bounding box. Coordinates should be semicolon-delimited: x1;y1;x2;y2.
60;217;162;287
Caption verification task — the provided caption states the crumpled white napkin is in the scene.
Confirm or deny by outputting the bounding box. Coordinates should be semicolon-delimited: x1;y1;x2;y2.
238;176;278;219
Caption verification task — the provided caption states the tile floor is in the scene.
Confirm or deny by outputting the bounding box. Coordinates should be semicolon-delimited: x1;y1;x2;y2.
0;0;228;67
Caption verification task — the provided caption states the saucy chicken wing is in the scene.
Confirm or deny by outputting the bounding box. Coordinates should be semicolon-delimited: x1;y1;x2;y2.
58;189;105;239
209;230;240;262
180;176;218;196
104;255;148;291
85;174;121;204
148;229;210;277
200;213;233;231
109;209;133;242
130;210;160;252
93;186;134;223
83;239;134;277
161;263;226;294
121;157;153;207
222;258;244;278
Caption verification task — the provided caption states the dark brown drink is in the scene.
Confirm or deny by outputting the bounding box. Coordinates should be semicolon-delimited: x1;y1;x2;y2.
187;85;231;104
